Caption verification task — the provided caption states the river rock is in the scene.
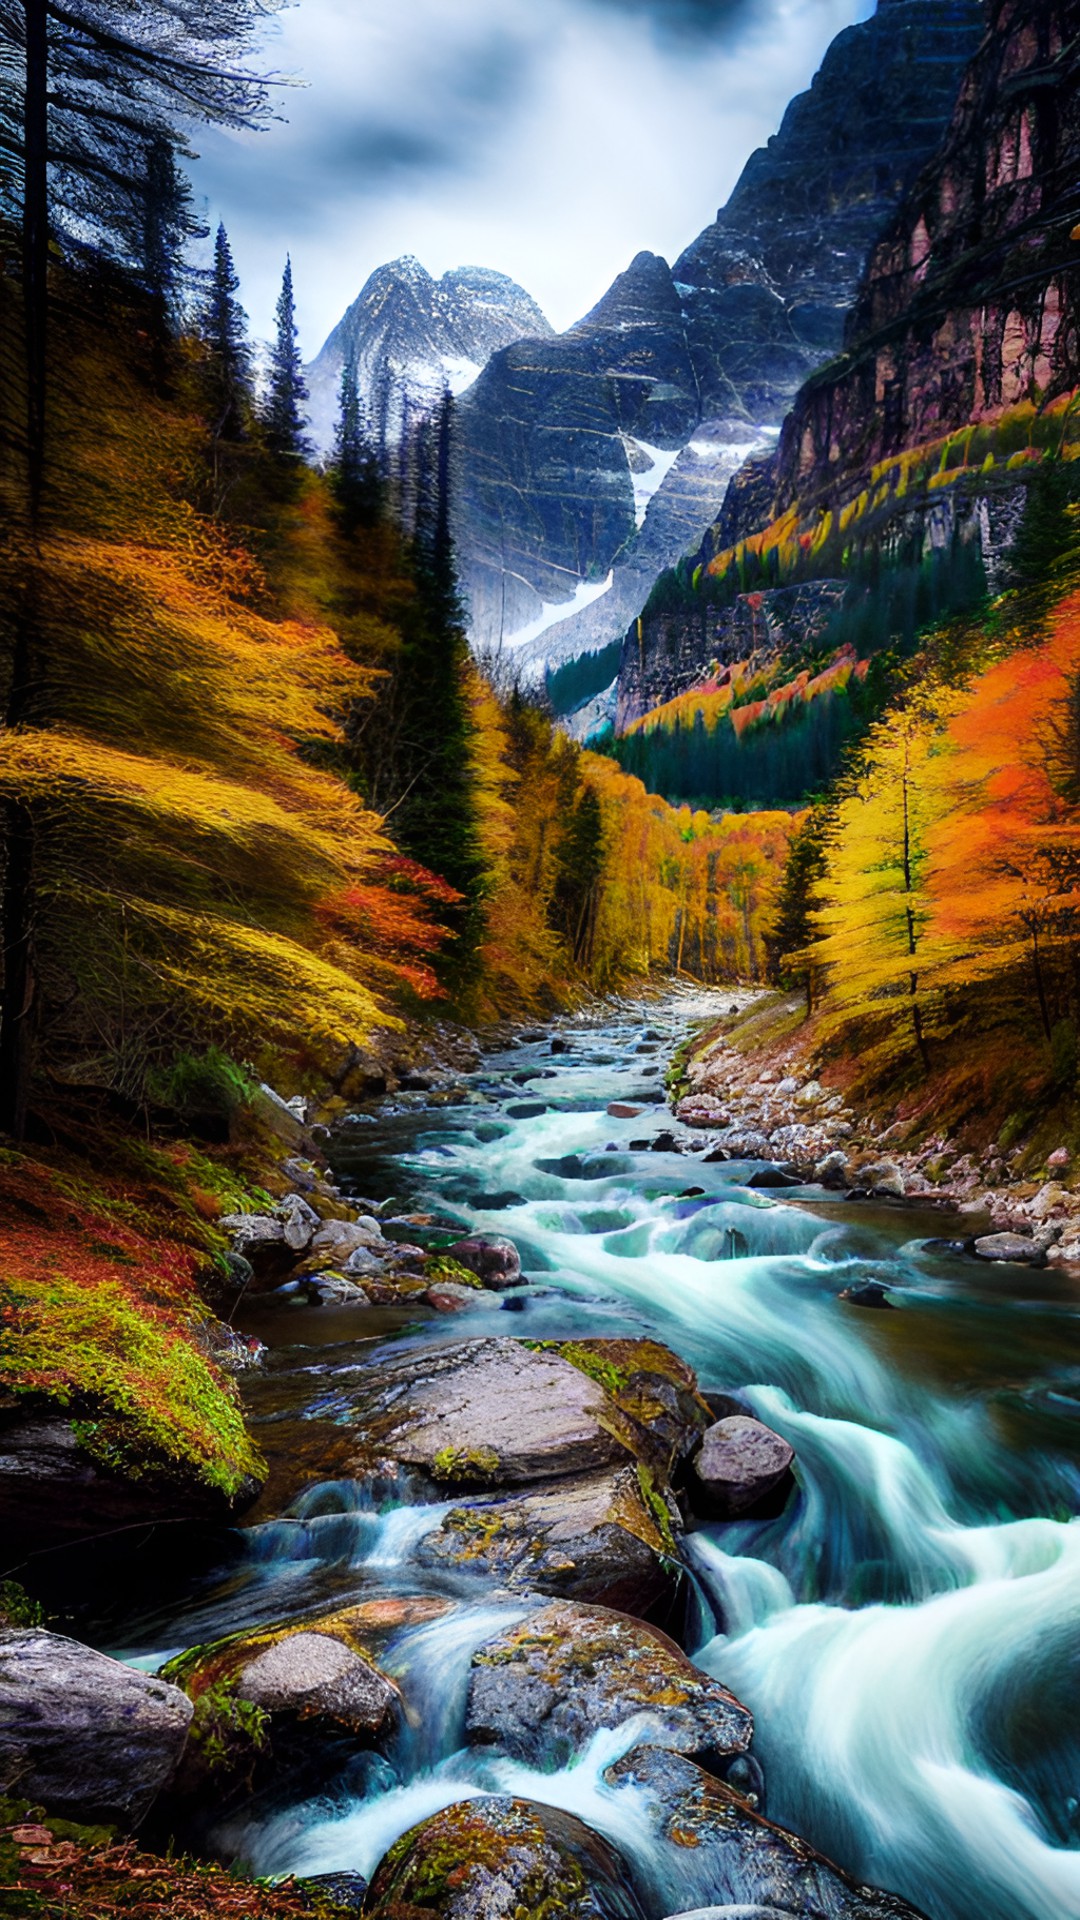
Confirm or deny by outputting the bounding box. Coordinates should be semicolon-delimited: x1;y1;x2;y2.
972;1232;1044;1265
448;1236;523;1287
163;1607;399;1743
342;1337;632;1486
234;1632;397;1733
853;1160;905;1198
418;1463;680;1614
692;1417;795;1517
303;1273;371;1305
424;1281;503;1313
280;1193;321;1251
310;1216;385;1263
661;1910;804;1918
839;1282;895;1310
551;1337;712;1475
467;1600;752;1766
605;1747;928;1919
365;1794;646;1919
662;1911;796;1918
219;1211;285;1255
0;1628;193;1826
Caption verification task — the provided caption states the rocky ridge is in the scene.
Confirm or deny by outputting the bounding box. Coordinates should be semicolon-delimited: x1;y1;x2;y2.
604;0;1080;769
303;256;551;455
453;0;983;663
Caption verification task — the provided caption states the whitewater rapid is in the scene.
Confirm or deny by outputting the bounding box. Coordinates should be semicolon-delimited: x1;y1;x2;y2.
111;993;1080;1920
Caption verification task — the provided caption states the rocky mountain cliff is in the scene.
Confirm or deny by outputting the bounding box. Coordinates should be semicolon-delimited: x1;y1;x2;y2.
608;0;1080;778
453;0;985;660
304;257;551;455
741;0;1080;529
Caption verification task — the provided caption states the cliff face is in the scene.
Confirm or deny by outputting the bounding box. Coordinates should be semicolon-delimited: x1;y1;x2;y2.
763;0;1080;518
615;0;1080;745
453;0;984;655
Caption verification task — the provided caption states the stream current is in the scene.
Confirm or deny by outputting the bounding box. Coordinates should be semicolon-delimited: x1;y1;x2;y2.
109;993;1080;1920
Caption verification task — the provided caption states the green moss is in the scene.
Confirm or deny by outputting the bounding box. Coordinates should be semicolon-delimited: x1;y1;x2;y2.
187;1679;270;1777
431;1443;501;1483
5;1271;263;1498
423;1255;483;1289
0;1581;45;1629
636;1463;678;1560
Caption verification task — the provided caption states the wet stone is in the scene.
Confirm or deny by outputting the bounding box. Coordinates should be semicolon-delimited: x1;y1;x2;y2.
692;1416;795;1517
340;1336;629;1485
365;1793;646;1919
417;1464;680;1614
0;1629;193;1828
605;1746;928;1919
467;1599;753;1767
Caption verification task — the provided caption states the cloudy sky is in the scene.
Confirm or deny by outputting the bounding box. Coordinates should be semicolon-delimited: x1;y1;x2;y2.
188;0;873;357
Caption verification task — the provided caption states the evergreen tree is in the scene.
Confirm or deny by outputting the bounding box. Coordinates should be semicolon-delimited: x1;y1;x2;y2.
139;134;198;360
766;805;831;1009
264;254;309;459
200;222;252;441
329;353;383;532
380;392;487;969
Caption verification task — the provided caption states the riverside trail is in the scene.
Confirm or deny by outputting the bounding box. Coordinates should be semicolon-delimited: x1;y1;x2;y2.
102;992;1080;1920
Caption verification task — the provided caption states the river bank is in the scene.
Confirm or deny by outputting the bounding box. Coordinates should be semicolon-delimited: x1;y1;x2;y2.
2;987;1078;1920
672;989;1080;1272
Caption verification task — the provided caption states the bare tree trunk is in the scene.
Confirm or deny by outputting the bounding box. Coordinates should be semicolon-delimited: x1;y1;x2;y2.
0;2;48;1136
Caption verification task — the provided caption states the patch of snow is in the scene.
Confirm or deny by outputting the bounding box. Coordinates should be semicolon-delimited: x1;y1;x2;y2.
503;572;615;651
624;439;681;527
440;353;483;395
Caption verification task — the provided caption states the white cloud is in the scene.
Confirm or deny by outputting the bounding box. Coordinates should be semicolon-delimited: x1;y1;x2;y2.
187;0;873;352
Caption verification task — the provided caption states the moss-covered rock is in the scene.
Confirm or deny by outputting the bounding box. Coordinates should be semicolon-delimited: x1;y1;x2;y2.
467;1599;753;1767
417;1463;681;1614
162;1604;400;1743
365;1794;647;1918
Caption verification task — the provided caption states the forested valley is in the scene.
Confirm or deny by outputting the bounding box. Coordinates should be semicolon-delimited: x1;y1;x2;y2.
2;5;1080;1920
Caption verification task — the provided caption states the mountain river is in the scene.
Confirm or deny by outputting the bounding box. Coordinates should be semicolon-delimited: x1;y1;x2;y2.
105;992;1080;1920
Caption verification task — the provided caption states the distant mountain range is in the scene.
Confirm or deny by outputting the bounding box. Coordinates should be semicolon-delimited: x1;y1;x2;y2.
304;257;551;454
451;0;985;677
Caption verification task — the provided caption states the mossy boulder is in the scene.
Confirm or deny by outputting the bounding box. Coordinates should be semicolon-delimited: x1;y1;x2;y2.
538;1337;713;1475
417;1463;681;1615
339;1337;635;1488
467;1599;753;1768
365;1794;647;1918
162;1603;402;1801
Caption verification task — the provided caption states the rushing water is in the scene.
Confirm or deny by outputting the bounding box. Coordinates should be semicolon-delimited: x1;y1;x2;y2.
108;991;1080;1920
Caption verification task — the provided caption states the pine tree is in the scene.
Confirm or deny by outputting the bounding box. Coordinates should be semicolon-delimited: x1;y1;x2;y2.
201;222;252;442
379;392;487;968
139;134;198;364
264;254;309;459
329;354;383;532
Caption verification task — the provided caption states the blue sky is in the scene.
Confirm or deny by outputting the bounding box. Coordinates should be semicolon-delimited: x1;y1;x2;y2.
187;0;873;354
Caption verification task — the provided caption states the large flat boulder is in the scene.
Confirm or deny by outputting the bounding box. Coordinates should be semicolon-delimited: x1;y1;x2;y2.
418;1464;680;1614
467;1600;752;1767
365;1794;646;1919
605;1747;928;1919
0;1629;192;1826
549;1337;713;1475
342;1337;633;1486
